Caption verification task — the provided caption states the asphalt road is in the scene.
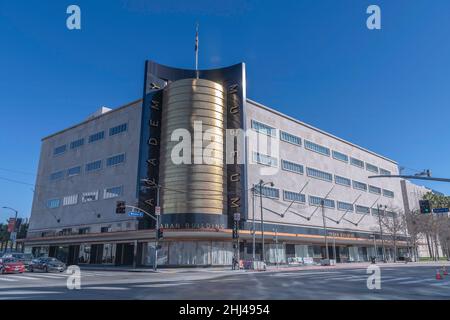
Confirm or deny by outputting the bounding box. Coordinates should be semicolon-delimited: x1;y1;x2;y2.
0;264;449;300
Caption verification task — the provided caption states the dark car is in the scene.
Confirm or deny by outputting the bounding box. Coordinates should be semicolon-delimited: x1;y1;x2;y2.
29;257;66;273
2;253;34;271
0;257;26;274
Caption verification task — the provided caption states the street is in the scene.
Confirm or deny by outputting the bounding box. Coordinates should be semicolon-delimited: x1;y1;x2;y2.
0;263;449;300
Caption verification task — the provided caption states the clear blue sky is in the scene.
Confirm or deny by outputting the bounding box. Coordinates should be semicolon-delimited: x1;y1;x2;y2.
1;0;449;220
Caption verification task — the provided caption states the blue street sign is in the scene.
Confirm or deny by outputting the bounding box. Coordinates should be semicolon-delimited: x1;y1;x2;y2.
128;212;144;217
433;208;449;214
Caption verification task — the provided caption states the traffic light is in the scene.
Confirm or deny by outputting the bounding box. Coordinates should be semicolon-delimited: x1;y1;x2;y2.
232;223;239;239
116;201;126;214
157;228;163;240
419;200;431;214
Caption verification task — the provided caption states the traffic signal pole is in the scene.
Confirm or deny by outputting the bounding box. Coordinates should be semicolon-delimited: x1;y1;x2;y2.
154;184;161;271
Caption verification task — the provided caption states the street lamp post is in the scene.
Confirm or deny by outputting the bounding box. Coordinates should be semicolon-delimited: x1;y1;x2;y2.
2;207;18;250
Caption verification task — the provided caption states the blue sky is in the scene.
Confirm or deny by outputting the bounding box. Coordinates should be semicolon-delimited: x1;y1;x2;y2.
0;0;449;220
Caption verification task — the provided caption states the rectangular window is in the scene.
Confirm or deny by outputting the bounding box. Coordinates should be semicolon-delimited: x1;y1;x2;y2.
337;201;354;212
106;153;126;167
353;180;368;191
369;185;382;195
283;190;306;203
67;166;81;177
63;194;78;206
306;167;333;182
366;163;379;173
47;199;60;209
86;160;102;172
372;208;385;216
380;168;391;176
332;151;349;163
280;131;301;146
104;186;123;199
281;160;304;174
356;205;371;214
81;191;99;203
50;170;65;181
309;196;335;208
254;185;280;199
335;175;351;187
53;145;67;156
251;120;276;136
386;211;397;218
350;157;364;168
70;138;84;149
304;140;330;156
88;131;105;143
253;152;278;167
383;189;395;198
109;123;128;136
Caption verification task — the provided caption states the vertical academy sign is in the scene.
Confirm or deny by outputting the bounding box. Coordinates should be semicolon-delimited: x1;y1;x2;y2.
137;62;247;230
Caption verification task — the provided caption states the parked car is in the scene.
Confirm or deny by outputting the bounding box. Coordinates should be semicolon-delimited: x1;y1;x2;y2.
2;253;34;271
0;257;26;274
29;257;66;273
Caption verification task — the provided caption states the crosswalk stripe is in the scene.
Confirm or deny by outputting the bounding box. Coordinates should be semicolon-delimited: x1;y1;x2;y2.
84;286;129;290
382;277;412;283
398;278;434;285
29;274;65;279
6;275;39;280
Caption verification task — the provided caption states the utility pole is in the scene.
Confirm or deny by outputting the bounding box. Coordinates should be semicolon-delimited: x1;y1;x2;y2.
321;200;330;261
377;204;387;262
2;207;18;250
252;187;256;262
256;180;273;263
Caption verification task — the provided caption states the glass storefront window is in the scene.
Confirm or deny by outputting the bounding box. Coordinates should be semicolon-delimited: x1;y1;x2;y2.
102;243;116;264
78;244;91;264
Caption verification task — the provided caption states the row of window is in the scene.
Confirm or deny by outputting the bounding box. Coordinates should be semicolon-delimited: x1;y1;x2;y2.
50;153;126;181
253;152;395;198
47;186;124;209
53;123;128;156
251;120;392;176
254;186;396;216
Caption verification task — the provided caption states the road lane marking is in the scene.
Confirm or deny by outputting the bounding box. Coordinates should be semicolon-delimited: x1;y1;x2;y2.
0;278;17;282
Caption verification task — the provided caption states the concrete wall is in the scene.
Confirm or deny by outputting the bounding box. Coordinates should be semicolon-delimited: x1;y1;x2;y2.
28;100;142;236
245;99;404;236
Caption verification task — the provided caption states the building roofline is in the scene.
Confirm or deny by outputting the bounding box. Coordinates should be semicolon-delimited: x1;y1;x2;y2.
41;98;143;141
246;98;398;165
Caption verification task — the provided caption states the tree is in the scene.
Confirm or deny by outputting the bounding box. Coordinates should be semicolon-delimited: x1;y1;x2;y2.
380;209;407;262
421;192;450;260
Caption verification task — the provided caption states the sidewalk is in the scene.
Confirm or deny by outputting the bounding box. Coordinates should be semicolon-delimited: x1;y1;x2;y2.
79;260;450;273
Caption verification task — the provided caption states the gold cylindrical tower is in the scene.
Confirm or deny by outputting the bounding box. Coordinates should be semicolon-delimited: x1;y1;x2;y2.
159;78;226;215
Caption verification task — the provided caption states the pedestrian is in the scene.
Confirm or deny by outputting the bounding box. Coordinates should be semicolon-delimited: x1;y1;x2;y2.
232;257;236;270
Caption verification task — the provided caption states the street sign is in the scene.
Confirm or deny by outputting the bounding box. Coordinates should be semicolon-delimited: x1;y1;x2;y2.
128;212;144;217
234;213;241;221
433;208;449;214
155;206;161;215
